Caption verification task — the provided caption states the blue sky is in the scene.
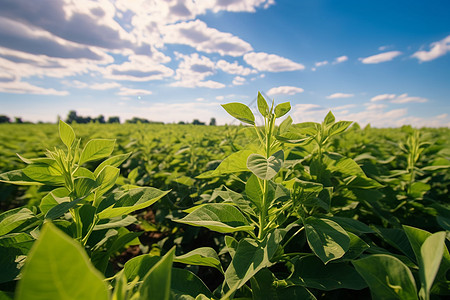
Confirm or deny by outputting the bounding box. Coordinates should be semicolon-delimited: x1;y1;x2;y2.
0;0;449;127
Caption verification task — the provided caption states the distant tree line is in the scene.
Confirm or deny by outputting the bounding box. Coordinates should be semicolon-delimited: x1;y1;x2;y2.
0;112;217;126
0;115;31;124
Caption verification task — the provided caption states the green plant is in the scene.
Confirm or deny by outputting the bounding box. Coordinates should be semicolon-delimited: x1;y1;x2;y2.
0;120;169;284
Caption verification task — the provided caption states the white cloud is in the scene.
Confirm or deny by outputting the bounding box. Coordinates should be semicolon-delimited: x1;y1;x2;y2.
326;93;354;99
333;55;348;64
267;86;304;96
163;19;253;56
371;94;396;102
171;52;225;88
244;52;305;72
286;101;449;127
104;55;174;81
371;93;428;103
315;60;328;67
390;93;428;104
117;87;152;96
216;59;255;75
360;51;402;64
232;76;246;86
412;35;450;62
0;80;68;95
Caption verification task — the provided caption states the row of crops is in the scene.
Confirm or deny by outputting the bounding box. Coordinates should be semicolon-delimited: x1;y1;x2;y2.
0;93;449;299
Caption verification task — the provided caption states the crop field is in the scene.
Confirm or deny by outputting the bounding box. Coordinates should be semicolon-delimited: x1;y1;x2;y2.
0;95;449;300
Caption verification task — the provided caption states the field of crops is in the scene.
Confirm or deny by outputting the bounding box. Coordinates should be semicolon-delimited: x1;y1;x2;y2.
0;95;449;300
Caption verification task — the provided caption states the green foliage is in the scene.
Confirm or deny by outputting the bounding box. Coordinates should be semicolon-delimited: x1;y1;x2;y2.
0;92;449;299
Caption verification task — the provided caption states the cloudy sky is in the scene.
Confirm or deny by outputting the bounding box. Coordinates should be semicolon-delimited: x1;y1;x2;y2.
0;0;449;127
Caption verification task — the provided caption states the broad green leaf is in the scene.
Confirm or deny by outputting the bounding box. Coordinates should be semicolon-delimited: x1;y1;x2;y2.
74;167;96;180
123;254;160;282
225;229;285;292
338;232;370;261
225;235;238;259
304;217;350;264
0;208;37;235
327;216;375;234
352;254;418;300
94;165;120;205
45;197;82;220
289;255;367;291
171;268;214;300
93;152;131;177
140;247;175;300
274;102;291;118
98;187;169;219
39;187;70;214
16;223;109;300
222;102;255;125
257;92;269;117
175;203;254;233
196;150;252;178
329;121;352;137
94;215;137;231
378;227;416;261
252;269;316;300
403;226;450;297
0;169;43;186
174;247;223;273
247;150;284;180
278;115;293;134
418;232;446;299
245;174;264;212
22;163;64;185
292;122;319;136
323;111;335;128
74;176;97;198
79;139;115;165
59;120;75;148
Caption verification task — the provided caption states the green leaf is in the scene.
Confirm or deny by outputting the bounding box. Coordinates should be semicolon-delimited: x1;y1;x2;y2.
247;150;284;180
74;177;97;198
175;203;254;233
328;121;352;137
59;120;75;149
274;102;291;118
225;235;238;259
22;162;64;185
304;217;350;264
139;247;175;300
171;268;214;300
289;255;367;291
45;197;82;220
257;92;269;117
0;169;43;186
174;247;223;273
94;215;137;231
79;139;115;165
418;232;446;299
221;102;255;125
196;150;252;178
94;165;120;205
0;208;37;235
352;254;418;300
39;188;70;214
278;115;293;135
93;152;131;177
16;223;109;300
97;187;169;219
327;216;375;234
225;229;285;292
123;254;160;282
323;111;335;128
